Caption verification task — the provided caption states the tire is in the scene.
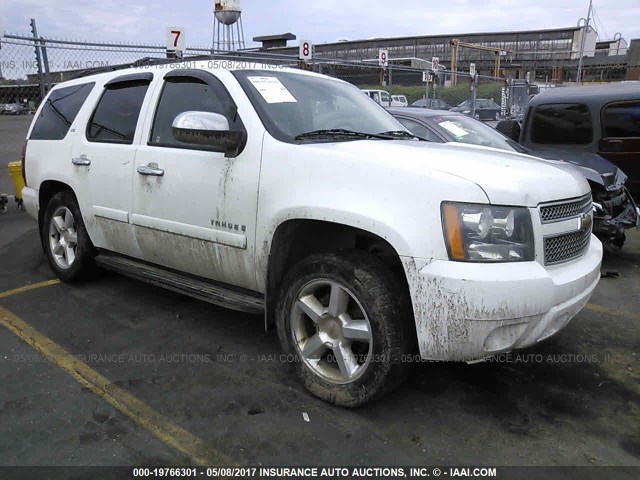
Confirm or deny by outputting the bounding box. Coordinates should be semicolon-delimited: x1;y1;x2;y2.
41;191;95;282
495;120;521;142
275;251;415;407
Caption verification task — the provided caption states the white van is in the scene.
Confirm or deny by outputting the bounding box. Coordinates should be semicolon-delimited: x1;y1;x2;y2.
362;89;404;107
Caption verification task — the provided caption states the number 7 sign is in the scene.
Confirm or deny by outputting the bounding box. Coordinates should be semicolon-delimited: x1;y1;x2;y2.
166;27;186;52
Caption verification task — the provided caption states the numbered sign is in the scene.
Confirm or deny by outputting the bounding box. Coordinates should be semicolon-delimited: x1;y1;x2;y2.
379;49;388;67
299;40;313;60
422;71;433;83
431;56;439;72
469;63;476;77
166;27;186;53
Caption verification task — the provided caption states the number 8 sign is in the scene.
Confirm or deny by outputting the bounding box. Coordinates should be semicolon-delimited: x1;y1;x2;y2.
299;40;313;60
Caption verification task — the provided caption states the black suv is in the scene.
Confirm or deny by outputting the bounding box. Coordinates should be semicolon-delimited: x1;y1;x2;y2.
497;83;640;247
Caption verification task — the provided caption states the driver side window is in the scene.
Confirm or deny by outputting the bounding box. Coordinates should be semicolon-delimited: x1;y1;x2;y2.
150;78;230;148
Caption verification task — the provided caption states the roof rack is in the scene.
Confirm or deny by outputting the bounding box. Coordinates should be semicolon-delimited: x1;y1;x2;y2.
71;56;188;80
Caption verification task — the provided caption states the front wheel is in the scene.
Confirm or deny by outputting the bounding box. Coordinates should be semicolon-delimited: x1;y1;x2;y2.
42;191;95;282
275;251;415;407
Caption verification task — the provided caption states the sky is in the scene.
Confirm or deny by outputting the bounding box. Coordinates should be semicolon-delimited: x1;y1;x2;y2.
1;0;639;48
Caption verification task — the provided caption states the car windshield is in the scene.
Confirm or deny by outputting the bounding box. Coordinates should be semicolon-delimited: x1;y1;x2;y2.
233;70;406;143
428;114;527;153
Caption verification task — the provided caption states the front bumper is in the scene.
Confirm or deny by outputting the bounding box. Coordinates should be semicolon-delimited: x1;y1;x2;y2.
402;236;603;361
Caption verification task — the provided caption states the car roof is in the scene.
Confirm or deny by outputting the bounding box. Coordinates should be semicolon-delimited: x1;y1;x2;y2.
387;107;457;118
530;82;640;106
50;60;334;90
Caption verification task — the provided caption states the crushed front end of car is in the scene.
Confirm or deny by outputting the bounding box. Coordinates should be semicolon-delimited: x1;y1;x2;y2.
531;150;639;248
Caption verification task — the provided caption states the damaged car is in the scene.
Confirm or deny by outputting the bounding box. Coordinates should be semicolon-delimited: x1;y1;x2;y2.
495;83;640;247
389;107;640;248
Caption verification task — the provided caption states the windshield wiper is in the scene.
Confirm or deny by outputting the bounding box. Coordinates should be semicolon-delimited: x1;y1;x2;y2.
294;129;395;141
377;130;425;141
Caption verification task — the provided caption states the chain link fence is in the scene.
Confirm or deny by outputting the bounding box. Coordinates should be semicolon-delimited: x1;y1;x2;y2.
0;30;510;114
3;27;634;119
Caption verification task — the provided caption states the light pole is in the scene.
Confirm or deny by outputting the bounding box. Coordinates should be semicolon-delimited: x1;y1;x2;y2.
576;0;593;83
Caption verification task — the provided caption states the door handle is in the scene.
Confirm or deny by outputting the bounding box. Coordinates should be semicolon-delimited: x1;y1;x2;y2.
72;155;91;166
137;163;165;177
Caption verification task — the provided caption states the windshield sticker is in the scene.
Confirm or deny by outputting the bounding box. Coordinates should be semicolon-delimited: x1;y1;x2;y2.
438;120;469;138
247;76;297;104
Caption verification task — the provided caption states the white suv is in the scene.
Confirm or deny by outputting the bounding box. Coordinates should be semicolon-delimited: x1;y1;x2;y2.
21;61;602;406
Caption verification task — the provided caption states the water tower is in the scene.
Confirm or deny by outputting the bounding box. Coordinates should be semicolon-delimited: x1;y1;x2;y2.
212;0;245;51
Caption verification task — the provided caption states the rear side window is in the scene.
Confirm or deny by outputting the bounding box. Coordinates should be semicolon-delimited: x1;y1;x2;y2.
530;103;592;145
87;81;150;144
29;83;94;140
602;102;640;138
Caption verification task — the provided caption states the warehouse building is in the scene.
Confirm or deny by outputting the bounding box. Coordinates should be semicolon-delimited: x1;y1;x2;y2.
254;25;637;83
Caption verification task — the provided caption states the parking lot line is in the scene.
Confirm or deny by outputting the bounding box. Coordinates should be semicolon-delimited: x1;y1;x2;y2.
0;279;61;299
586;303;640;322
0;304;235;467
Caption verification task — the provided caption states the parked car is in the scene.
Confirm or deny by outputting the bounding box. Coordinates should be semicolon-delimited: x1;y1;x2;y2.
22;61;602;406
450;98;501;120
389;107;639;247
361;89;403;107
411;98;451;110
497;83;640;196
391;95;408;107
1;103;27;115
496;83;640;246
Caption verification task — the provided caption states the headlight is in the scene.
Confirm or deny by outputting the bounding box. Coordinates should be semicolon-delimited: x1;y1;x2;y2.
462;110;471;114
442;202;534;262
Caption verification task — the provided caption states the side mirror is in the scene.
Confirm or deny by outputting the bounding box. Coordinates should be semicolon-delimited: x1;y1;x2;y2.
172;111;245;157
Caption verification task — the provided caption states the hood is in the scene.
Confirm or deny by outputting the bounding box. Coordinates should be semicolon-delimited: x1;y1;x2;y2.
300;140;589;207
526;149;627;191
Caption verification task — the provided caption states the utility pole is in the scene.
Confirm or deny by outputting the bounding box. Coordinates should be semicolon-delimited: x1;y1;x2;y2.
576;0;593;83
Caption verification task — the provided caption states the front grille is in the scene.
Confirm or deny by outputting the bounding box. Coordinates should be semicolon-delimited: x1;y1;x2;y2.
544;228;591;265
540;194;592;223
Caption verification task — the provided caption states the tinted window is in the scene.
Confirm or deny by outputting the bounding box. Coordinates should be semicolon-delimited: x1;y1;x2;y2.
87;81;149;144
150;78;240;148
30;83;94;140
530;103;592;145
602;102;640;138
381;92;390;104
396;117;442;142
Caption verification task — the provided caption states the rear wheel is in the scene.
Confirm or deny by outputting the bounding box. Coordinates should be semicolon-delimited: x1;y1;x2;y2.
42;191;95;282
275;251;415;407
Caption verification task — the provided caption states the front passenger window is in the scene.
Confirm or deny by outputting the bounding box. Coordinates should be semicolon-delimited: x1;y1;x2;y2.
150;79;231;148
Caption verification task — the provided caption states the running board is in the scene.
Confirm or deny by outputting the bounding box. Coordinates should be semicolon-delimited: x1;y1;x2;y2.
95;253;264;314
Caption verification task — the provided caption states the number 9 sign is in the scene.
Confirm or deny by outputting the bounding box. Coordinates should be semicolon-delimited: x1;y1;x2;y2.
379;49;388;67
299;40;313;60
